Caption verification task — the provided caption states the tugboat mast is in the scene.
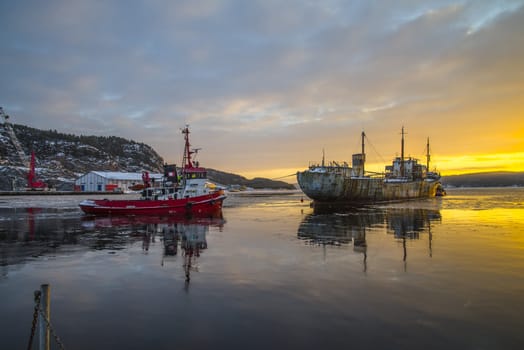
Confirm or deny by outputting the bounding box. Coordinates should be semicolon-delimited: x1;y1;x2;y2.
182;125;193;169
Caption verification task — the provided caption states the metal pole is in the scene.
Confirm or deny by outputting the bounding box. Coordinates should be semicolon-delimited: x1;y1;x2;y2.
38;284;50;350
400;127;405;178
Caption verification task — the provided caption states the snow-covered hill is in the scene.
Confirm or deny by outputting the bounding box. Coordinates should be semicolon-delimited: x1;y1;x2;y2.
0;123;164;191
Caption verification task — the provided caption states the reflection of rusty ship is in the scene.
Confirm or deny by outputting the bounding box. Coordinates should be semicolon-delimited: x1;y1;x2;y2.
297;207;441;246
297;128;443;203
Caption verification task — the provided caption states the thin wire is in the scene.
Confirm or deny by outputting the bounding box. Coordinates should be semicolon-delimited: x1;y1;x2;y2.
271;173;296;180
365;134;386;164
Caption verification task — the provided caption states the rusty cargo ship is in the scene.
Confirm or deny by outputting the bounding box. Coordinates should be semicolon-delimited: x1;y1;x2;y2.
297;128;443;203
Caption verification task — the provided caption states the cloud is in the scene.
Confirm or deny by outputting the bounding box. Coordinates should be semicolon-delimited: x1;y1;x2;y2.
1;0;523;177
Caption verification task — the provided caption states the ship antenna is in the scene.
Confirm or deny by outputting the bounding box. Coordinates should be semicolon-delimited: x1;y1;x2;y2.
361;131;366;175
192;148;202;167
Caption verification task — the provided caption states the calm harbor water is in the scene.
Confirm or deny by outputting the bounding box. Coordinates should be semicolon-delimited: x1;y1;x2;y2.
1;188;523;349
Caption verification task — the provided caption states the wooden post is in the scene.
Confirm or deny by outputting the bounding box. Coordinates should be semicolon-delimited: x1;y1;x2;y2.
39;284;50;350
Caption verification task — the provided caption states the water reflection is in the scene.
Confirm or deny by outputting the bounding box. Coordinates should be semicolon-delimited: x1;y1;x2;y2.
155;217;224;283
0;208;225;281
298;208;383;247
385;209;441;262
386;208;441;239
298;206;441;265
84;214;225;284
0;207;84;276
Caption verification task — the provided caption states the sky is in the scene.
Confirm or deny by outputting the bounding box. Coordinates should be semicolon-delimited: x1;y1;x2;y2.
1;0;523;182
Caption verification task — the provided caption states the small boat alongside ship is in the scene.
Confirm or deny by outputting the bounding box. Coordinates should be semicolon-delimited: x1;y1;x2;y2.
297;127;444;204
79;126;226;216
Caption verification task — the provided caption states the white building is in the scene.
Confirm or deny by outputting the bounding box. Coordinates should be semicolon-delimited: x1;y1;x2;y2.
75;171;163;192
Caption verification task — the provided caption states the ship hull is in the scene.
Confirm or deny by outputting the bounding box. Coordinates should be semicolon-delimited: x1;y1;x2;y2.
297;170;439;203
79;191;226;216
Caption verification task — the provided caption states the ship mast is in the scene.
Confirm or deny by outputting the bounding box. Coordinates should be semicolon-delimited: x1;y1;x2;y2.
426;137;431;171
361;131;366;175
181;125;193;169
400;127;405;178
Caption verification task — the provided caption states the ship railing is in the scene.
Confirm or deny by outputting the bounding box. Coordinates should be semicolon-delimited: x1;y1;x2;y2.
308;161;350;169
308;166;353;176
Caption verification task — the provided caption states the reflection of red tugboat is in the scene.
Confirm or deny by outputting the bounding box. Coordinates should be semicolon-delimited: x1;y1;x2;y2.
81;214;224;283
159;216;222;282
79;126;226;216
81;213;224;228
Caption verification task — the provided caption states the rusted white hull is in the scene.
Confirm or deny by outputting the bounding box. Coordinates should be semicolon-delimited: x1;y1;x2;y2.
297;170;440;203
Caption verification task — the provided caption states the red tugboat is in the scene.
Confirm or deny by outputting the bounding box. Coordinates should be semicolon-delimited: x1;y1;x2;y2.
79;126;226;216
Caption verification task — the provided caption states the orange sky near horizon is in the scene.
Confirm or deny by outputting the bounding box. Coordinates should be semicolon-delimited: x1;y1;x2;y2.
238;150;524;184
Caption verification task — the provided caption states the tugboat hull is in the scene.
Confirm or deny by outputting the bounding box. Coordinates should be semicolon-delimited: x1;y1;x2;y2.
80;191;226;216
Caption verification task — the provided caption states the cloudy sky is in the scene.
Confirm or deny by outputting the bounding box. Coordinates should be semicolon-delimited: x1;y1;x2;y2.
1;0;523;181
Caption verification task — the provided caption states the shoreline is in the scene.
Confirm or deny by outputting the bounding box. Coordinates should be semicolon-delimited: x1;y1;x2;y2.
0;191;125;196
